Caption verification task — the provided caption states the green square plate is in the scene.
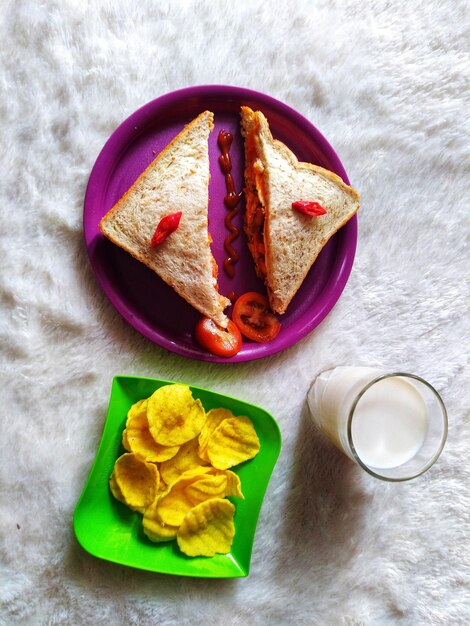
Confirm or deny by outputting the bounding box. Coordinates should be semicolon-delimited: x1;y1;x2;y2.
73;376;282;578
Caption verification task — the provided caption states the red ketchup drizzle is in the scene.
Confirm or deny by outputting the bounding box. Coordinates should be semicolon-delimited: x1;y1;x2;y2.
217;130;242;281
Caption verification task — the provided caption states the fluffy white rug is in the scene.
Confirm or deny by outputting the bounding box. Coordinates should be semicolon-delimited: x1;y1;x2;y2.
1;0;469;624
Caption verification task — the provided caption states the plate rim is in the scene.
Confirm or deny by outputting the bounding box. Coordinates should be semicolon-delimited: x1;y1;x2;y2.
83;84;358;362
73;374;282;578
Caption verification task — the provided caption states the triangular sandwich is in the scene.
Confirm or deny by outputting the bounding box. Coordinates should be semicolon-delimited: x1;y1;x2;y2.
240;106;360;314
99;110;230;328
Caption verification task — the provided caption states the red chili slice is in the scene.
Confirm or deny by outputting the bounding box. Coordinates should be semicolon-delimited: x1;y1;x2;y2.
151;212;182;247
292;201;327;216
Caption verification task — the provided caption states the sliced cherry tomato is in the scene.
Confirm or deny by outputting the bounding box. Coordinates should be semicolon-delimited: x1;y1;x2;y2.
194;317;242;357
232;292;281;343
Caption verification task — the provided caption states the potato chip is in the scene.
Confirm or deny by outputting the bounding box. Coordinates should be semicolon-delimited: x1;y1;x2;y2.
126;398;148;425
219;469;244;499
147;384;206;447
185;474;230;504
157;472;228;526
126;404;179;463
206;415;260;470
178;466;213;481
177;498;235;557
122;429;131;452
109;472;125;503
198;408;233;462
158;479;169;495
159;438;210;486
143;499;178;543
113;453;159;512
199;467;244;499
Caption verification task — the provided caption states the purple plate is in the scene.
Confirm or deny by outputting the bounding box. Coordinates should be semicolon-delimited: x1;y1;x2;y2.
84;85;357;362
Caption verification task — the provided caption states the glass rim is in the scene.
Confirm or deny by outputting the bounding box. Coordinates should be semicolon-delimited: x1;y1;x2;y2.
346;372;448;482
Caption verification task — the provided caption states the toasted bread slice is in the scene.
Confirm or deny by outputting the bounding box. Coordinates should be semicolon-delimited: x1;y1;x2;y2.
99;110;230;328
240;106;360;314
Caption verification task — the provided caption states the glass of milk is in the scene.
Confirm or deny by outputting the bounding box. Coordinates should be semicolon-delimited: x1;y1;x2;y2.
307;367;447;481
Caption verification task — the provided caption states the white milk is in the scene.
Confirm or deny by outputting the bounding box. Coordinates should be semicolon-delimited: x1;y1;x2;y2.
308;367;428;469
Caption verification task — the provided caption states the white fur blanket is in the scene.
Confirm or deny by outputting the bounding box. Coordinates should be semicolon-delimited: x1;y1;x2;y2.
1;1;469;624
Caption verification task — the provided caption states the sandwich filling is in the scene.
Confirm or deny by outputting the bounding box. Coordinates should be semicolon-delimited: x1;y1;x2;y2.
243;123;268;281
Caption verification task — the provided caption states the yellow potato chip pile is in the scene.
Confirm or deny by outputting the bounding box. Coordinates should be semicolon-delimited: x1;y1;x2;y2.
109;383;260;557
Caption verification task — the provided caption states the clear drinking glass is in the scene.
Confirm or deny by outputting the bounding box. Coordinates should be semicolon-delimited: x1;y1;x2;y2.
307;367;447;481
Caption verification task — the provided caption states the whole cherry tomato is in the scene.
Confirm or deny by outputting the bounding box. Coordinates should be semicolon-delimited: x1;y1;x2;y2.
195;317;242;357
